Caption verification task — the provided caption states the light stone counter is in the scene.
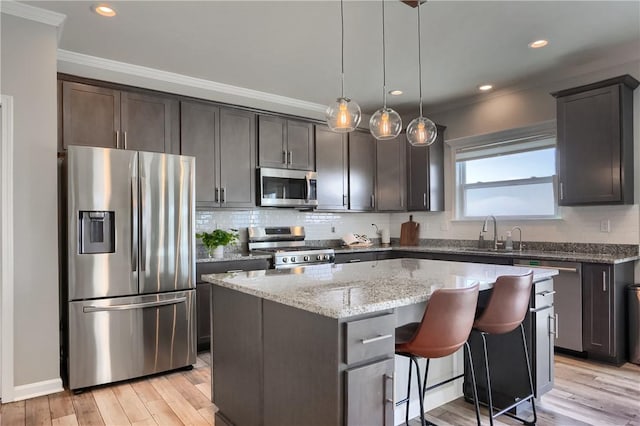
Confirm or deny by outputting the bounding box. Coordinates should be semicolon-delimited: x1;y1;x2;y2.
202;258;557;319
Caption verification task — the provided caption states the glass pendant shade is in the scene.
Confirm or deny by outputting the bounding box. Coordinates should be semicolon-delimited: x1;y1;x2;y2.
326;97;361;133
370;107;402;140
406;116;437;146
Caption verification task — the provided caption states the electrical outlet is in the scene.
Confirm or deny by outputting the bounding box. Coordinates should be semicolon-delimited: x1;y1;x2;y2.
600;219;610;233
331;225;336;233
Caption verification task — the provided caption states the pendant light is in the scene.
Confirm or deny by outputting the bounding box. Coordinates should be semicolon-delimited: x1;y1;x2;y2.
406;1;437;146
326;0;361;133
370;0;402;140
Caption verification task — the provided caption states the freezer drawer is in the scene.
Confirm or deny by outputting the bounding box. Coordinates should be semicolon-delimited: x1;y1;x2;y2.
67;290;196;390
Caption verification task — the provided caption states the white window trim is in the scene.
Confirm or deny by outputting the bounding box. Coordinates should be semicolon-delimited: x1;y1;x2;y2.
446;120;559;221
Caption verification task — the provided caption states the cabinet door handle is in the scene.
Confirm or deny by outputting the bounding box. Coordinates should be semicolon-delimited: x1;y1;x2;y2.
423;193;427;207
288;151;293;165
348;259;361;263
123;131;128;150
549;313;559;339
215;187;220;203
225;269;244;273
282;150;287;165
370;194;375;208
383;373;394;404
343;195;348;207
221;187;226;203
560;182;564;200
602;271;607;292
115;131;121;149
361;334;392;345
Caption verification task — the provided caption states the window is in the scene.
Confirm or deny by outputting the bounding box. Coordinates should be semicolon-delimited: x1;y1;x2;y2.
452;123;557;219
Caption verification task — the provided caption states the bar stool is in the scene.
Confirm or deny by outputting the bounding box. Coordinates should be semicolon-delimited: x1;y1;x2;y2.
395;284;481;426
471;271;536;426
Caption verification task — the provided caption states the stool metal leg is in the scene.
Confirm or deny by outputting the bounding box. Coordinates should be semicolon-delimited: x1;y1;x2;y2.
411;356;427;426
422;358;431;403
480;332;495;426
405;356;413;426
519;323;538;425
464;341;482;426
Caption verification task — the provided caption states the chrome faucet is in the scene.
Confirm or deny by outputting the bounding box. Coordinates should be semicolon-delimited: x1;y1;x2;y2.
482;215;498;250
511;226;523;252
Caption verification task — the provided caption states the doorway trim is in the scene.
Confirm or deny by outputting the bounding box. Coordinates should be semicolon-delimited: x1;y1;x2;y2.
1;94;15;402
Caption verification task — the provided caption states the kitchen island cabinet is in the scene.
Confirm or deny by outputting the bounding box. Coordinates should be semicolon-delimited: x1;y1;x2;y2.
61;80;179;154
204;259;557;426
195;258;270;350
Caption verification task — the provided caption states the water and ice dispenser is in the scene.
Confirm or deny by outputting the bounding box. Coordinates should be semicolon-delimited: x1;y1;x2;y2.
79;211;115;254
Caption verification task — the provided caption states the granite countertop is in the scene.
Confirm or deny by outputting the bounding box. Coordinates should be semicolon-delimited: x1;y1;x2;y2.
196;252;271;263
202;258;558;319
334;245;639;264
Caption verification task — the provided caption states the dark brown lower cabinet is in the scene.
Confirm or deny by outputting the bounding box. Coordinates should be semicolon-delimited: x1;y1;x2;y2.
582;262;633;364
345;358;394;426
196;259;270;351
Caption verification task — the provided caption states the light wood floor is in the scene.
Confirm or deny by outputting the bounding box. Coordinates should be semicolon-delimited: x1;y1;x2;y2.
1;353;639;425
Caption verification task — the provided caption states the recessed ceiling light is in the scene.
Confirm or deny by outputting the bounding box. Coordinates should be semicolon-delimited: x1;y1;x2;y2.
92;4;116;17
528;39;548;49
478;84;493;92
389;90;403;96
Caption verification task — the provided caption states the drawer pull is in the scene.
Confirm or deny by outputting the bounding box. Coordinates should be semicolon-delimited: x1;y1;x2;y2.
348;259;362;263
530;304;553;313
536;290;556;296
361;334;392;345
226;269;244;273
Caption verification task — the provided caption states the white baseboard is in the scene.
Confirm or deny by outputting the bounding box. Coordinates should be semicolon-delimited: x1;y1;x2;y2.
12;378;64;401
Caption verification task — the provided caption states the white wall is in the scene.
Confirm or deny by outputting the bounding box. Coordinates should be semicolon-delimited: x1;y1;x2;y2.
390;61;640;248
1;14;61;390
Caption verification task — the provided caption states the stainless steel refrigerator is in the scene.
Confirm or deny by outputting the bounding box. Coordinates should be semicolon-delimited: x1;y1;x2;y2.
63;145;196;390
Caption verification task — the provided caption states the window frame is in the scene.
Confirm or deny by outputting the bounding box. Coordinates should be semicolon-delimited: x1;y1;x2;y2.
447;121;559;221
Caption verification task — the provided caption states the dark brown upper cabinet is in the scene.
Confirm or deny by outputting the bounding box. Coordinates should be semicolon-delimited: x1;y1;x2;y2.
315;125;349;210
376;136;406;211
258;115;315;171
406;125;445;212
61;80;179;154
552;75;638;206
348;130;377;211
180;101;256;208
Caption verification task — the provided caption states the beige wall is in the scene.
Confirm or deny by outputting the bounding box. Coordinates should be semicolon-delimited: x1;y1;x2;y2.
1;14;60;387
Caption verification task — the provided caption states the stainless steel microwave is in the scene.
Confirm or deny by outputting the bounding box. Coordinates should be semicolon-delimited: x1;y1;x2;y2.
257;167;318;208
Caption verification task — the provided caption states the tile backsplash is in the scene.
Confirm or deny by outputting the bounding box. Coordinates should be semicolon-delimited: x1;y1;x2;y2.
196;209;392;244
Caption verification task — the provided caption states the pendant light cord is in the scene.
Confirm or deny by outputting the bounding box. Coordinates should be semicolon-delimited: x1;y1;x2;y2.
340;0;345;98
382;0;387;108
417;1;423;117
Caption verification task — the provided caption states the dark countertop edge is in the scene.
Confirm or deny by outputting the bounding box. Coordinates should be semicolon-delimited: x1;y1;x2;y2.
196;253;272;263
334;245;639;264
196;246;638;265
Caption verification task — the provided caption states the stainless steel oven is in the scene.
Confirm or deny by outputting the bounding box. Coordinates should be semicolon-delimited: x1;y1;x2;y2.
248;226;334;269
257;167;318;208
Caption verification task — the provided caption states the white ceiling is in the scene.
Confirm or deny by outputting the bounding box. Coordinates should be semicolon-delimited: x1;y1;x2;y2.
23;0;640;116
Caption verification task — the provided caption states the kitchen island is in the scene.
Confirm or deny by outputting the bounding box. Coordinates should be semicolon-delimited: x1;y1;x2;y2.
203;259;558;426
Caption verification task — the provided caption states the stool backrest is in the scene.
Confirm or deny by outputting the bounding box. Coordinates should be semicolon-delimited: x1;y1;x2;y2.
402;284;479;359
474;271;533;335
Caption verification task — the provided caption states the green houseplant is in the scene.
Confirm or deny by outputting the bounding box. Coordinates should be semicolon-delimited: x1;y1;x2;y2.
196;229;238;258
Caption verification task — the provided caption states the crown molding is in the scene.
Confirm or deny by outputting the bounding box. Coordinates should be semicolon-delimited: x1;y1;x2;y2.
0;1;66;43
57;49;328;115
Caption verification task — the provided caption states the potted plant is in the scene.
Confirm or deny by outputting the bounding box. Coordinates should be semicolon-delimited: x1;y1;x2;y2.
196;229;238;259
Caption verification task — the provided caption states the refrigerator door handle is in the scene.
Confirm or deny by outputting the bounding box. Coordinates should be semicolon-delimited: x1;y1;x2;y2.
82;297;187;313
140;176;146;272
131;177;138;272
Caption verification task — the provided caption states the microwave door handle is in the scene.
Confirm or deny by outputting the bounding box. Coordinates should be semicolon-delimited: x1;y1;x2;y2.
305;176;310;201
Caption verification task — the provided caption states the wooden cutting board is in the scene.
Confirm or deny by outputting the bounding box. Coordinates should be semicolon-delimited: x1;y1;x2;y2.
399;215;420;246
